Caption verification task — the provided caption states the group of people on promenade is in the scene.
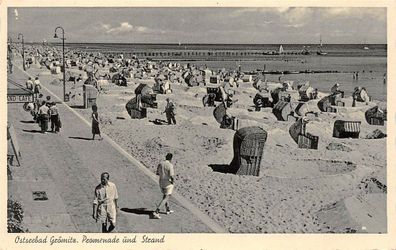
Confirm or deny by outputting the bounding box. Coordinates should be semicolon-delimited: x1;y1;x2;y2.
26;76;62;134
92;153;175;232
25;76;42;98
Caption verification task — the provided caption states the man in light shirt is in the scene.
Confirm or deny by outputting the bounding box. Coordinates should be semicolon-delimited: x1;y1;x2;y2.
33;77;41;98
38;101;49;133
153;153;175;219
92;172;119;233
26;77;33;90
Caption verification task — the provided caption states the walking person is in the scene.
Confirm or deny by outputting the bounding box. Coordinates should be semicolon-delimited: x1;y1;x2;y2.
26;77;33;90
153;153;175;219
91;105;103;140
49;102;61;133
163;98;176;125
38;101;50;133
33;76;41;98
92;172;119;233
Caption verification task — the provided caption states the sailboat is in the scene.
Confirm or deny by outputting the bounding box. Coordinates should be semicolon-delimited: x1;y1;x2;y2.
317;34;328;55
363;39;369;50
278;45;284;55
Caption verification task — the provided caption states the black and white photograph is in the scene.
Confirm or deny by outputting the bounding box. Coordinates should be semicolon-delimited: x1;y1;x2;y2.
2;2;394;249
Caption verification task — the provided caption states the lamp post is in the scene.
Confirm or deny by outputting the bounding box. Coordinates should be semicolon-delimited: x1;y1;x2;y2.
7;37;14;74
17;33;25;71
54;26;66;101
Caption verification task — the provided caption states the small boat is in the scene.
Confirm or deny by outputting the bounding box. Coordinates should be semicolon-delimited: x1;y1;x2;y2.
317;34;328;55
279;45;284;55
363;39;370;50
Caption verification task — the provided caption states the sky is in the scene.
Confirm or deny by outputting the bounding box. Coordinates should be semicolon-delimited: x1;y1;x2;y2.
7;7;387;44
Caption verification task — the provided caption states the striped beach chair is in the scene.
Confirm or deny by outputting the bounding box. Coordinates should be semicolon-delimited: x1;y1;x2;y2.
333;120;361;138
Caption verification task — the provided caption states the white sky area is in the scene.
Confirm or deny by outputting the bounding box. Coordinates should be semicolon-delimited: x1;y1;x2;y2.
7;7;387;44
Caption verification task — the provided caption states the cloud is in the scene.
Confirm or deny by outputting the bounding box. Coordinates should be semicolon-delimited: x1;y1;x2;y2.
230;7;288;17
322;7;386;21
229;8;259;17
105;22;133;34
283;23;305;28
101;22;151;35
230;7;385;26
136;26;147;32
101;24;111;30
230;7;312;27
284;8;314;24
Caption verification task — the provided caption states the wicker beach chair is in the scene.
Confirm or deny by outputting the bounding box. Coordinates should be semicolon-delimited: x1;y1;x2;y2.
365;106;386;126
354;87;370;103
298;83;314;102
253;92;272;110
272;100;293;121
125;96;147;119
213;103;238;130
333;120;361;139
289;118;319;149
317;95;337;113
294;102;308;116
229;126;267;176
209;75;220;84
202;93;217;107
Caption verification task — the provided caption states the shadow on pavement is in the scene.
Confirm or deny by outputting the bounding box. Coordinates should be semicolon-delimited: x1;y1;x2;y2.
69;136;93;141
22;129;43;133
69;105;85;109
208;164;236;174
20;120;36;124
149;119;169;125
121;208;163;219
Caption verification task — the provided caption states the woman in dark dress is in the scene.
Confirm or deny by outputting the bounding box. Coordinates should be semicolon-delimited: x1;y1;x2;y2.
91;105;102;140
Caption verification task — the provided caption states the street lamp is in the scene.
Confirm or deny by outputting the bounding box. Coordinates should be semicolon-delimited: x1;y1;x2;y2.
7;37;14;74
54;26;66;101
17;33;25;71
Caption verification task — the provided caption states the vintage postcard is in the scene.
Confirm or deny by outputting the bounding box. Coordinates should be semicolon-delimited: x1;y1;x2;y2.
1;1;395;249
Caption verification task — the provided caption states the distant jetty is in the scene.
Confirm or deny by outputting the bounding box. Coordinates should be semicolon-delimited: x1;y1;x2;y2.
101;49;312;60
245;69;341;75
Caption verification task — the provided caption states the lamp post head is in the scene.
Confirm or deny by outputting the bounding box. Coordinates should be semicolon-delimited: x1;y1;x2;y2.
54;33;58;39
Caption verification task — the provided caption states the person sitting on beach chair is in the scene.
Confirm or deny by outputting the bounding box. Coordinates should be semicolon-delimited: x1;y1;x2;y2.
331;83;344;98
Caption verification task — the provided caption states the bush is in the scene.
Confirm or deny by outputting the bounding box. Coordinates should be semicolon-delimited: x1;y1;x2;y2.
8;198;28;233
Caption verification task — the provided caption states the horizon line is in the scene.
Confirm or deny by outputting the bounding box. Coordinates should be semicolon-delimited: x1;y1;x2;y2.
22;42;387;45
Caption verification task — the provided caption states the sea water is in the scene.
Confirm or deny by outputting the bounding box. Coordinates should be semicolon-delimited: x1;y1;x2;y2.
64;43;387;101
186;56;387;101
